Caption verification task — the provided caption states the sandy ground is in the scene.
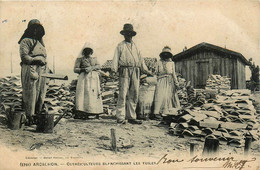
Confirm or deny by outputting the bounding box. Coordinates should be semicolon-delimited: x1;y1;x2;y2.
0;93;259;170
0;113;259;160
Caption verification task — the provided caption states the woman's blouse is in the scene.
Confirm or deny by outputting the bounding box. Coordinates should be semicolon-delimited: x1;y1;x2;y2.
156;60;175;76
20;38;47;64
74;57;99;74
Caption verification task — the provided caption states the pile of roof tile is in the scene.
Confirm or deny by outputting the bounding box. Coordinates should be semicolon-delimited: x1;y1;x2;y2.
100;73;119;115
101;60;113;72
44;83;74;118
0;75;74;118
206;74;231;91
177;77;189;107
176;77;206;108
0;75;23;114
143;57;157;73
169;89;259;147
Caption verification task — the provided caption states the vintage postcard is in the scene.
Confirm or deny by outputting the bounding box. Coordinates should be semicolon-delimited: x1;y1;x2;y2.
0;0;259;170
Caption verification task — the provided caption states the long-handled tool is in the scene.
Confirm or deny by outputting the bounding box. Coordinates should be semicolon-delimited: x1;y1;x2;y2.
40;73;68;80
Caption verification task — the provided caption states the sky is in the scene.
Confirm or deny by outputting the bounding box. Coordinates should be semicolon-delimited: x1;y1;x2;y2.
0;0;259;81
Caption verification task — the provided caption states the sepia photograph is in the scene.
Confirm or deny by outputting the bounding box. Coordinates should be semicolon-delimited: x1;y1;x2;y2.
0;0;259;169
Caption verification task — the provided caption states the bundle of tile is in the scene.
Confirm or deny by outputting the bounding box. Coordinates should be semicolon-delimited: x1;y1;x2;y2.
44;83;74;118
176;77;206;108
101;60;113;72
206;74;231;91
101;81;119;114
99;72;119;115
143;57;157;73
177;77;189;107
169;89;259;148
0;75;23;114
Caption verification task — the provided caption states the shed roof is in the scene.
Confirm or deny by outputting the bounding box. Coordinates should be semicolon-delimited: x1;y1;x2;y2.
172;42;249;65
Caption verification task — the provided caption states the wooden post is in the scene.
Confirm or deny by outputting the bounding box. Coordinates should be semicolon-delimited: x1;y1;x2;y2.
202;138;219;156
110;128;117;153
190;143;195;157
244;136;252;156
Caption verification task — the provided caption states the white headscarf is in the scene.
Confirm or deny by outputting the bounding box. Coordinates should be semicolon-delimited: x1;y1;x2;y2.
77;42;94;58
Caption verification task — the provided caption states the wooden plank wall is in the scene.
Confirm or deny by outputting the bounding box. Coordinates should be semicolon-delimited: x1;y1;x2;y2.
174;51;246;89
236;59;246;89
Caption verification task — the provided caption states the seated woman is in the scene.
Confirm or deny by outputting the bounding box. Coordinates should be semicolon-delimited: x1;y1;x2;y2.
151;46;180;120
74;43;103;118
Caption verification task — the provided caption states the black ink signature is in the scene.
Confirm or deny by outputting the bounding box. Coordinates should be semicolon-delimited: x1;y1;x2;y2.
157;154;257;170
188;155;236;163
222;157;256;170
157;154;184;164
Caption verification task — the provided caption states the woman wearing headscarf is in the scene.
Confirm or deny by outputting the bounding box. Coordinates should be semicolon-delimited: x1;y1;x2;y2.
74;43;103;118
151;46;180;120
18;19;48;125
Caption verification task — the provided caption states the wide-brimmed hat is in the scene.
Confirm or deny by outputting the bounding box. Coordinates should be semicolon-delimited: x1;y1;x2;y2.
159;46;173;59
120;23;136;36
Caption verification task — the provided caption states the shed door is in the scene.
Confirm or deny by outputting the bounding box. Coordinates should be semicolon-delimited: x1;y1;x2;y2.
196;61;209;88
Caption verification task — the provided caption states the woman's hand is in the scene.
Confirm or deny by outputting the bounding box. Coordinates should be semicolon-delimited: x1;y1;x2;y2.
32;56;46;66
85;67;93;72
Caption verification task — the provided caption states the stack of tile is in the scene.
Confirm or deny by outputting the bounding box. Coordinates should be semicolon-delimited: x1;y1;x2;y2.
101;60;113;72
0;75;74;119
175;77;207;108
44;83;74;118
169;89;259;148
101;80;119;114
100;72;119;114
206;74;231;91
177;77;189;107
100;62;119;114
143;57;157;73
0;75;23;114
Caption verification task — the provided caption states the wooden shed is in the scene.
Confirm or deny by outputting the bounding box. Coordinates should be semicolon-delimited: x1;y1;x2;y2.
172;42;249;89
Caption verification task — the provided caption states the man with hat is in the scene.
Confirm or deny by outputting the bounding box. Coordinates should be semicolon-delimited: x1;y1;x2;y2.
112;23;152;124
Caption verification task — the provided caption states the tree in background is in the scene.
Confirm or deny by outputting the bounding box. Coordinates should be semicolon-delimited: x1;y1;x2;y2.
248;58;260;91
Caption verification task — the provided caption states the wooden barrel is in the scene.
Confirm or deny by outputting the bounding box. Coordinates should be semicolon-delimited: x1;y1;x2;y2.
36;114;54;133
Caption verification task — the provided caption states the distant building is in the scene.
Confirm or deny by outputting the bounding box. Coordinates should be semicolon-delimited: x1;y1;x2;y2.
172;42;249;89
